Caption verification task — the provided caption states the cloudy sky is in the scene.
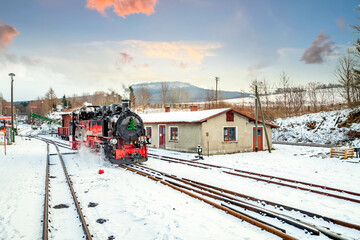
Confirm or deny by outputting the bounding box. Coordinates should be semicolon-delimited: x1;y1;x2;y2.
0;0;358;101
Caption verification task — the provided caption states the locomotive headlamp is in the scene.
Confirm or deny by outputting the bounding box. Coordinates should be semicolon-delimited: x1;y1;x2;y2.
110;139;117;145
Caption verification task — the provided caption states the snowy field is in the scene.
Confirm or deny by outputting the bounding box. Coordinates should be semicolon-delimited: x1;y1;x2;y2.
1;126;360;239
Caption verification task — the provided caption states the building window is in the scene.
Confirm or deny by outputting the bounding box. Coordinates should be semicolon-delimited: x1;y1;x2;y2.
146;127;152;138
226;112;234;122
224;127;236;141
170;127;178;141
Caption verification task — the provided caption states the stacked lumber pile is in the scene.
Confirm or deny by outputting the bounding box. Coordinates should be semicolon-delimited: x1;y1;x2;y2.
330;147;354;159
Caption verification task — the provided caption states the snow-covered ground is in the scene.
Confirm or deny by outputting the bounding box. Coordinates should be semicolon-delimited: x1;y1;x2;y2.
1;123;360;239
273;107;360;147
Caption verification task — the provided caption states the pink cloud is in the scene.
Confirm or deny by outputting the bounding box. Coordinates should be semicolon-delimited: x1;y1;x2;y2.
86;0;158;18
177;61;187;69
118;52;134;64
0;22;19;51
133;63;149;69
336;19;345;29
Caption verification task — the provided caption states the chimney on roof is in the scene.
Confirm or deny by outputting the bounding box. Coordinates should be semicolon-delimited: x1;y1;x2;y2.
190;105;198;111
165;106;170;112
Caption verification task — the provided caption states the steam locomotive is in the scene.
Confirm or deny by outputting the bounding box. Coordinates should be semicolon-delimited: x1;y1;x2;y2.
60;100;148;164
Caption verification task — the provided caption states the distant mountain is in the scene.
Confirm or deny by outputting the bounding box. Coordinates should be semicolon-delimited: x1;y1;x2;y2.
132;81;250;104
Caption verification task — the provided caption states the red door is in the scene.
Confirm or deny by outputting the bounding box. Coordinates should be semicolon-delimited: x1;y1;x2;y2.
159;125;166;149
253;127;263;151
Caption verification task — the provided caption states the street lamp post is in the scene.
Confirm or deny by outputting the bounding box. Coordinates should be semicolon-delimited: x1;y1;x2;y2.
9;73;15;143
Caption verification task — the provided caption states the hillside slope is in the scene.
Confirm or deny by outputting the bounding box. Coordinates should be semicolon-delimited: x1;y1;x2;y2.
272;107;360;147
132;81;250;104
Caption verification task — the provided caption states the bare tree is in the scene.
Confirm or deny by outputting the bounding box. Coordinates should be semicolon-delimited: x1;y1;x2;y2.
135;85;152;108
307;82;319;111
205;88;216;108
68;94;81;108
335;53;357;106
258;78;270;107
105;89;122;105
44;88;60;113
169;87;189;104
318;88;328;110
279;72;291;111
249;78;259;95
327;87;336;106
91;91;106;106
0;92;3;115
160;82;170;106
289;87;306;115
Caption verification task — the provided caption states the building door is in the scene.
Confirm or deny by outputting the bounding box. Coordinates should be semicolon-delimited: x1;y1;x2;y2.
253;127;263;151
159;125;166;149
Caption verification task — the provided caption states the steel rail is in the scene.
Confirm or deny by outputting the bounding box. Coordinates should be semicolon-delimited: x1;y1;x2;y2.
138;165;350;239
42;143;50;240
164;176;320;235
118;164;297;240
53;143;93;240
149;153;360;197
32;136;74;151
149;153;360;202
180;178;360;231
136;165;360;237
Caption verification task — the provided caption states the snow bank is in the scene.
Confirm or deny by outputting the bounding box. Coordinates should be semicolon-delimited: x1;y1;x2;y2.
273;107;360;147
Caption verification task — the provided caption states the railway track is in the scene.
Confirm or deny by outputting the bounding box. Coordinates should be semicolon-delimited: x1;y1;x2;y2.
42;140;92;239
148;153;360;204
120;164;359;240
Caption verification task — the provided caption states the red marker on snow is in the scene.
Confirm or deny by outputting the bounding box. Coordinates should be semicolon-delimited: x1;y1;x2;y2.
98;169;104;174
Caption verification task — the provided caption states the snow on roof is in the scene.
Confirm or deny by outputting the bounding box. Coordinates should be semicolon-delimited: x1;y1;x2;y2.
140;108;230;124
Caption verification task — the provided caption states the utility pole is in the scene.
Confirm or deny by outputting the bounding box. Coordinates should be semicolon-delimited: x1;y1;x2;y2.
254;85;258;152
9;73;15;143
215;77;219;106
256;86;271;153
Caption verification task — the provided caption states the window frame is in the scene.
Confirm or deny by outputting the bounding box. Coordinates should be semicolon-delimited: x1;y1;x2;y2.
169;126;179;141
146;126;152;138
223;126;237;142
226;112;234;122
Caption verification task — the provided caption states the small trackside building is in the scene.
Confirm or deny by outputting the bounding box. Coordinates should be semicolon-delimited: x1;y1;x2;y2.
140;108;279;155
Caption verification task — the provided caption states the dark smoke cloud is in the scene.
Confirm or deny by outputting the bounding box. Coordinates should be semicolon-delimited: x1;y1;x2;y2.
4;54;41;66
301;32;335;64
5;54;18;63
0;22;19;51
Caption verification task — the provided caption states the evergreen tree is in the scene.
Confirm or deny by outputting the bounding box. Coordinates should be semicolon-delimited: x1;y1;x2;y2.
128;117;136;130
62;95;68;108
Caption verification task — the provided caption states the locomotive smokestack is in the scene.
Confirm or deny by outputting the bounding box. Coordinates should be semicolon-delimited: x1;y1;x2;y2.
122;100;130;112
